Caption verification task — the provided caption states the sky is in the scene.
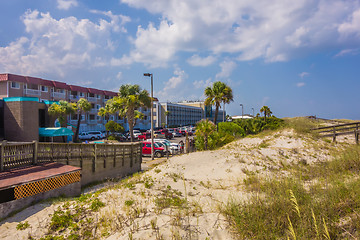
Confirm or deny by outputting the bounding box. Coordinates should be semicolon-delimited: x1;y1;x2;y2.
1;0;360;119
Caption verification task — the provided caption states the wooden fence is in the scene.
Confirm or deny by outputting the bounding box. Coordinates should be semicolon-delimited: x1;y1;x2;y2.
0;140;142;172
311;122;360;143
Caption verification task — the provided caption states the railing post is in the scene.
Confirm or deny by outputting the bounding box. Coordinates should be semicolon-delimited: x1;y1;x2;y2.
93;143;97;172
130;143;133;168
1;140;7;171
356;130;359;145
33;140;38;165
113;144;116;167
333;126;336;142
66;143;70;165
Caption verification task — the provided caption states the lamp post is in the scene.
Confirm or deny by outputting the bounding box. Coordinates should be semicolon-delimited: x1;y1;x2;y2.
144;73;154;160
251;108;254;117
240;104;243;119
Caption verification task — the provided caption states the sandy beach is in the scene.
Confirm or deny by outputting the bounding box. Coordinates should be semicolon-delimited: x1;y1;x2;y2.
0;129;347;239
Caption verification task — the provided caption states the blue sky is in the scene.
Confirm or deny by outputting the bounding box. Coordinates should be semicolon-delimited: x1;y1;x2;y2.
1;0;360;119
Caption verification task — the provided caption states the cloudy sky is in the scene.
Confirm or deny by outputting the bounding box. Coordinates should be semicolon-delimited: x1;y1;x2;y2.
1;0;360;119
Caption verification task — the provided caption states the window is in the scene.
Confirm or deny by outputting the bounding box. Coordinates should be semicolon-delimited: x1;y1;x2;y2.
57;89;65;93
79;92;84;97
11;82;20;89
96;104;101;110
97;94;101;99
41;86;48;92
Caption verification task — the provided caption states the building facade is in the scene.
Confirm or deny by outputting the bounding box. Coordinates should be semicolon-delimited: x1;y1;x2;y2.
0;73;153;140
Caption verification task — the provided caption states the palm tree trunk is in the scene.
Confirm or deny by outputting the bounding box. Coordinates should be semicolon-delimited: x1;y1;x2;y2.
214;104;220;126
74;111;82;142
128;110;135;142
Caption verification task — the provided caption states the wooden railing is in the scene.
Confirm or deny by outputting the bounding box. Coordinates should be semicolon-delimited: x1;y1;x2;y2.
0;141;142;172
311;122;360;143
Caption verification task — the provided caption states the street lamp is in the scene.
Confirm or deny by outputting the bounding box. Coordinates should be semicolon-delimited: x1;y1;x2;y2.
240;104;243;119
144;73;154;160
251;108;254;117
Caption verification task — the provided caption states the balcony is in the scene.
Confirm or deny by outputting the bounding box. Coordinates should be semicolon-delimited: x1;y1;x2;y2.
87;97;97;102
23;89;41;96
87;119;98;124
89;108;98;114
70;95;79;101
51;92;66;99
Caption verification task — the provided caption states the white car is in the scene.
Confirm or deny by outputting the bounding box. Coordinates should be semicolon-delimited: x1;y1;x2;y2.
133;130;142;138
154;139;179;155
79;131;103;140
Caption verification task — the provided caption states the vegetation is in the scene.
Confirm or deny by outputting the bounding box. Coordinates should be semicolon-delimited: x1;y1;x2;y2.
204;81;233;126
102;84;151;142
48;100;75;127
260;105;272;122
195;119;216;150
73;98;91;142
195;116;284;150
221;125;360;239
105;120;124;134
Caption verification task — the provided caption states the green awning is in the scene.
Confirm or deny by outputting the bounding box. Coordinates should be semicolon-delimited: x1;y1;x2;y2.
39;127;74;137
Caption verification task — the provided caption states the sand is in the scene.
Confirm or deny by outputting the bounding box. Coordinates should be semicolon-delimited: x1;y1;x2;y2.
0;129;348;239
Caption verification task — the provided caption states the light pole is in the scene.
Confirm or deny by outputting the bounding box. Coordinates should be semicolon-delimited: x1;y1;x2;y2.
251;108;254;117
240;104;243;119
144;73;154;160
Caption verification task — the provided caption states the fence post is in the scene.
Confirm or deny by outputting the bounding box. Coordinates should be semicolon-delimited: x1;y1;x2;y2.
93;143;97;172
333;126;336;142
139;142;142;164
80;144;83;169
113;145;116;167
0;140;7;171
66;143;70;165
356;130;359;145
130;144;133;168
32;140;38;165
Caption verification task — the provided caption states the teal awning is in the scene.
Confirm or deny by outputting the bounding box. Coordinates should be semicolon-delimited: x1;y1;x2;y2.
39;127;74;137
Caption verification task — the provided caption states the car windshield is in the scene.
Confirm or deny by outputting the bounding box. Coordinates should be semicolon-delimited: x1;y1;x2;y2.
154;142;162;148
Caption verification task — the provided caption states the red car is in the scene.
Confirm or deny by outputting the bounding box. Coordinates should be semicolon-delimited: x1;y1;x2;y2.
159;129;173;139
138;132;151;140
142;142;165;158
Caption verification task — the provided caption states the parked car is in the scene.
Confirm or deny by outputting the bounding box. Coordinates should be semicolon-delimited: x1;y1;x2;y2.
79;131;103;140
133;130;142;138
138;132;151;140
159;129;173;139
154;139;179;155
142;141;165;158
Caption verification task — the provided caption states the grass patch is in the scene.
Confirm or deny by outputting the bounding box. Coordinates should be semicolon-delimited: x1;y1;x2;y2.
222;144;360;239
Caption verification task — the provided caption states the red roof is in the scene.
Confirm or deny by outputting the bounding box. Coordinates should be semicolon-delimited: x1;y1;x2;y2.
1;73;119;97
69;85;88;93
87;87;104;95
0;73;27;83
103;90;118;97
52;81;70;90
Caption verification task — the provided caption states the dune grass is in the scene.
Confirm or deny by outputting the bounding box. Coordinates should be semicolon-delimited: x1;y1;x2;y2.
222;144;360;239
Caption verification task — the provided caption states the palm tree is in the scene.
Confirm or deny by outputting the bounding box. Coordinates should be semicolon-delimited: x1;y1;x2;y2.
48;100;75;127
48;100;75;142
204;81;234;126
260;106;272;121
73;98;91;142
195;119;216;150
104;84;151;142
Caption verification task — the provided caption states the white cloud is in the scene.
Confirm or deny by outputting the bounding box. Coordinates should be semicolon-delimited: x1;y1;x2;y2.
334;48;360;57
57;0;78;10
338;9;360;38
193;78;212;89
299;72;310;78
216;60;236;79
0;10;130;78
120;0;360;65
187;54;216;67
297;82;306;87
116;72;123;79
163;67;188;91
